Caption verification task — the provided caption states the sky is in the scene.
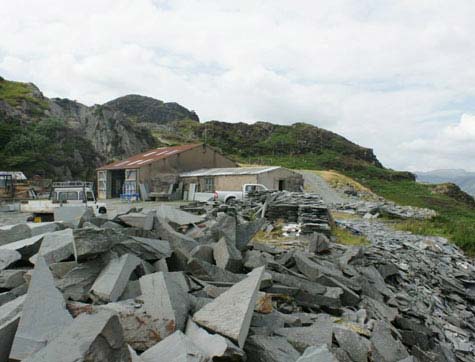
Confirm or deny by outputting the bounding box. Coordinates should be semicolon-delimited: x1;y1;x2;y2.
1;0;475;172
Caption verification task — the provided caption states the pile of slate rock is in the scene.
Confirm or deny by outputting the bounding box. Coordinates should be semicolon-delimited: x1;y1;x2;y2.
0;196;473;362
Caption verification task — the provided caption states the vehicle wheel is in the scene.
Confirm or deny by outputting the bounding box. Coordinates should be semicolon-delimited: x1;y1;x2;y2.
98;207;107;214
226;197;236;205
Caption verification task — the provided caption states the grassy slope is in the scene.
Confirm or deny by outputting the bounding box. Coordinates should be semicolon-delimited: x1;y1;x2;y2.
348;173;475;254
0;79;47;109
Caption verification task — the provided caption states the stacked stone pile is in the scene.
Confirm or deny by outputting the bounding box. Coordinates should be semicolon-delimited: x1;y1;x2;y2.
0;197;473;361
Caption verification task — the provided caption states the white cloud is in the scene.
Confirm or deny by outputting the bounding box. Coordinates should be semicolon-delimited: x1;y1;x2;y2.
1;0;475;171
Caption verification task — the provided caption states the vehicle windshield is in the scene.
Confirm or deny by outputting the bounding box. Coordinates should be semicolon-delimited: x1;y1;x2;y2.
54;191;79;201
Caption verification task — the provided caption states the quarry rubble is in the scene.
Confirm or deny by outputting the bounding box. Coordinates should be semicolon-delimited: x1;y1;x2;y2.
0;191;473;361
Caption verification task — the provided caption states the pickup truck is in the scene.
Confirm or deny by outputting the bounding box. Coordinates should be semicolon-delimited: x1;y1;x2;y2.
213;184;269;204
21;181;107;221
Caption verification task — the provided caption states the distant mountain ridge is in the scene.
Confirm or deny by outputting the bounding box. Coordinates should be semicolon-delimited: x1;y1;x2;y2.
416;169;475;195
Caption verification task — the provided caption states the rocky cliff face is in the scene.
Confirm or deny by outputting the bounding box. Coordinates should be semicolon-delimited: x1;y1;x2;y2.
104;94;199;127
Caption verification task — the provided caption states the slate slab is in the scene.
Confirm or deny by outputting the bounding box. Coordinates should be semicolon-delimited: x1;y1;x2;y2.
0;224;31;246
140;271;190;335
90;253;141;302
213;237;243;273
193;266;265;348
0;234;44;259
296;345;338;362
0;249;21;270
244;335;300;362
29;228;74;265
9;257;73;361
140;330;207;362
22;310;130;362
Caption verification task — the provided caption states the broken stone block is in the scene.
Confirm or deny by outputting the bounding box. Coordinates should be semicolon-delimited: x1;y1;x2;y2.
0;234;44;259
10;257;73;361
119;280;141;301
333;326;370;362
210;214;236;244
72;228;128;260
90;253;141;303
275;317;333;353
190;244;215;264
296;345;338;362
243;249;268;269
185;319;244;360
0;224;31;246
157;204;205;226
141;330;207;362
187;258;244;283
49;261;78;279
113;236;172;261
193;266;265;348
27;222;61;237
370;320;409;362
29;228;74;265
119;212;148;228
244;335;300;362
102;220;124;229
154;258;169;272
294;252;321;281
316;275;360;306
0;249;21;270
140;271;190;335
68;300;163;352
154;216;198;254
236;218;265;251
308;232;331;254
53;206;93;228
55;259;104;301
213;237;243;273
22;310;130;362
0;295;25;361
128;345;144;362
0;269;27;289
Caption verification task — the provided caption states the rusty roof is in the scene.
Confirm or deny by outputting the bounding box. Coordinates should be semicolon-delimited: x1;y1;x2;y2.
97;144;202;170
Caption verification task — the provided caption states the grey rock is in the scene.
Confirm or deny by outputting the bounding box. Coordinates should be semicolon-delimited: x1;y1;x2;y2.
119;212;148;228
193;266;265;348
157;204;205;226
128;345;144;362
0;224;31;246
140;271;190;335
10;257;73;361
243;249;268;269
187;258;244;283
72;228;127;260
154;216;198;255
316;275;360;306
23;310;130;362
0;269;26;289
185;319;244;360
308;232;331;254
102;220;124;229
275;318;333;353
49;261;78;279
0;234;44;259
27;222;61;236
190;244;215;264
29;228;74;265
68;300;163;351
236;218;265;251
0;295;26;359
141;330;207;362
370;321;409;362
213;237;243;273
244;335;300;362
55;259;104;301
296;345;338;362
333;326;370;362
294;251;321;280
0;249;21;270
114;236;172;260
211;214;236;244
90;253;141;303
154;258;169;272
120;280;142;301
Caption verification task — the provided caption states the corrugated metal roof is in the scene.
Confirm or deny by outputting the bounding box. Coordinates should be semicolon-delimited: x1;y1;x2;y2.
97;144;202;170
180;166;281;177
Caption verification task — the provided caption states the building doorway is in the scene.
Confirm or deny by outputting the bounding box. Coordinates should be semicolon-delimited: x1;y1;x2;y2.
111;170;125;198
278;179;285;191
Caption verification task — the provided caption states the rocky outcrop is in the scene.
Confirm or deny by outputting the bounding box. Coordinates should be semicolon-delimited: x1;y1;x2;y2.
105;94;199;126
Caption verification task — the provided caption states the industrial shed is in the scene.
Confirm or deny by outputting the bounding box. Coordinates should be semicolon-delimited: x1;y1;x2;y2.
96;144;237;199
180;166;303;194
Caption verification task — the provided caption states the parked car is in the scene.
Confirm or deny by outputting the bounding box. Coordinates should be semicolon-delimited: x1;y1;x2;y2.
21;181;107;221
213;184;269;204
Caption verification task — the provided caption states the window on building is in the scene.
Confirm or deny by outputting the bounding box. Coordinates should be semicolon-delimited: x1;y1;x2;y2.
204;177;214;192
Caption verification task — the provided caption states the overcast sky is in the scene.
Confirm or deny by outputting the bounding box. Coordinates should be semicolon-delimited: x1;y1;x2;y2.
2;0;475;172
